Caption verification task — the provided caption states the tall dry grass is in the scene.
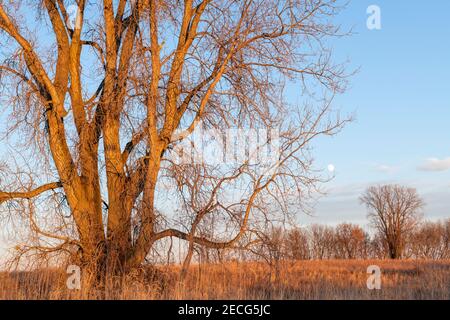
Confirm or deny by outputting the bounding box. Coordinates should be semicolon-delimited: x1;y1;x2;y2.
0;260;448;300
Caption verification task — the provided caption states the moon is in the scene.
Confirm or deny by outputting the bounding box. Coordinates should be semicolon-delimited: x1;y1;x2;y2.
327;164;335;173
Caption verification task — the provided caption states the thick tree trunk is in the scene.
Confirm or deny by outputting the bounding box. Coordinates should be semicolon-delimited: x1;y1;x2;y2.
388;242;401;259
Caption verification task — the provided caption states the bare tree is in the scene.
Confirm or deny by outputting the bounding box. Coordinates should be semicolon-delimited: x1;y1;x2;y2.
406;220;449;260
285;227;310;260
249;226;287;282
360;185;423;259
308;224;335;259
0;0;350;282
334;223;368;259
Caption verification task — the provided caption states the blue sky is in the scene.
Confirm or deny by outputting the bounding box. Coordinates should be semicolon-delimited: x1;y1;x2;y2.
302;0;450;226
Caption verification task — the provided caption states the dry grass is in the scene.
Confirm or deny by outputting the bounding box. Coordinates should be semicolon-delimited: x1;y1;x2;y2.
0;260;448;300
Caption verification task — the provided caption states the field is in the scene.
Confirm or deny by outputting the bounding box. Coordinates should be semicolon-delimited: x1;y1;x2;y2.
0;260;449;300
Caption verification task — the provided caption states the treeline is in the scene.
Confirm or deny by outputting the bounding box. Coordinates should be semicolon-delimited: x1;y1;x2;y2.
151;185;448;266
256;220;450;261
181;219;450;264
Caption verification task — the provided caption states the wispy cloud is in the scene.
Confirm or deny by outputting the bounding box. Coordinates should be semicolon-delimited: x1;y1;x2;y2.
374;164;398;174
418;157;450;172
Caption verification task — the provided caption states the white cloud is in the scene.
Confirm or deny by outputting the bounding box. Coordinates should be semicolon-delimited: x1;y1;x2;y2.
418;157;450;172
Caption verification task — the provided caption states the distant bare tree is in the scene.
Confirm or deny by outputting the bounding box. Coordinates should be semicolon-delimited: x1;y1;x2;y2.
445;219;450;259
406;220;449;260
367;234;387;259
285;227;310;260
360;185;423;259
308;224;335;259
334;223;368;259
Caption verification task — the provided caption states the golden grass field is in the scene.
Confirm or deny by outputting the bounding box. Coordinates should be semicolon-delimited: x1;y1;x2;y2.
0;260;449;300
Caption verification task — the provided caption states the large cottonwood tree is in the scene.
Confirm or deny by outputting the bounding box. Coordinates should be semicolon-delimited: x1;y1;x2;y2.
0;0;349;280
360;185;423;259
